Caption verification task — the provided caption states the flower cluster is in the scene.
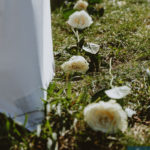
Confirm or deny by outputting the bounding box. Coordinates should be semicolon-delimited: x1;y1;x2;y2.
60;0;136;135
61;1;94;74
68;0;92;30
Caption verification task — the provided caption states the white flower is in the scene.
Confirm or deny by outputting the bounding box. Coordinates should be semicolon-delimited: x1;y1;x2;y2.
61;56;89;73
117;1;126;7
74;0;88;10
105;86;131;99
146;68;150;76
67;10;93;29
84;100;128;133
125;108;136;118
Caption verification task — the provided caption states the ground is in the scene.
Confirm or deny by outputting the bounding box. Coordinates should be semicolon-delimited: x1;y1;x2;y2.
0;0;150;150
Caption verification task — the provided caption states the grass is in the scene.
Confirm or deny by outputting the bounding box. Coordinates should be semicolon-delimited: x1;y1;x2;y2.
0;0;150;149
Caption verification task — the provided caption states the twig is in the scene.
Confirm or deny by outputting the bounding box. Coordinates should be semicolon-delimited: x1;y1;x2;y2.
71;27;80;43
109;58;115;88
66;72;70;83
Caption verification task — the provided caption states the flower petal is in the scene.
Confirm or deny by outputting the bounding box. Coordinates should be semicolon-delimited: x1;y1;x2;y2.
82;43;100;54
125;108;136;118
105;86;131;99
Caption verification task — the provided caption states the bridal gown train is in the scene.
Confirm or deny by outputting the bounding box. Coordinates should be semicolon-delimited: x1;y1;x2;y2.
0;0;54;130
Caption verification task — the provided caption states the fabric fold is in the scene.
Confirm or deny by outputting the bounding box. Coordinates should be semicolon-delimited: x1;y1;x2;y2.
0;0;54;131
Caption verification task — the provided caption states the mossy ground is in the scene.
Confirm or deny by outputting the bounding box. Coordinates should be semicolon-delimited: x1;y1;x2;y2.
0;0;150;150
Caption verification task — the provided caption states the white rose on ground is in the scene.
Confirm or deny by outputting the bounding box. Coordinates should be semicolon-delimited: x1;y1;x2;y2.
74;0;88;10
105;86;131;99
84;100;128;133
67;10;93;29
125;108;136;118
61;56;89;73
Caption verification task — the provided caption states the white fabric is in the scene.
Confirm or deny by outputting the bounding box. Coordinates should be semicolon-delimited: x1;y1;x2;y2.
0;0;54;130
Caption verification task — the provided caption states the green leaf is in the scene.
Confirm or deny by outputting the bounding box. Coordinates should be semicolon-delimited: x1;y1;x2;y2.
88;0;103;4
23;114;28;127
91;88;109;102
45;120;53;136
6;119;10;132
77;88;88;104
67;82;72;99
78;37;85;49
48;82;56;96
56;88;63;96
87;5;104;17
63;9;76;20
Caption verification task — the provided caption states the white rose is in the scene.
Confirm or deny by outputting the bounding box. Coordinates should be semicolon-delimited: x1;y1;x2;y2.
61;56;89;73
67;10;93;29
84;100;128;133
74;0;88;10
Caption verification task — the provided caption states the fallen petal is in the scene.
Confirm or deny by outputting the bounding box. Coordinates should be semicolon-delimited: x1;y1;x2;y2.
105;86;131;99
125;108;136;118
82;43;100;54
